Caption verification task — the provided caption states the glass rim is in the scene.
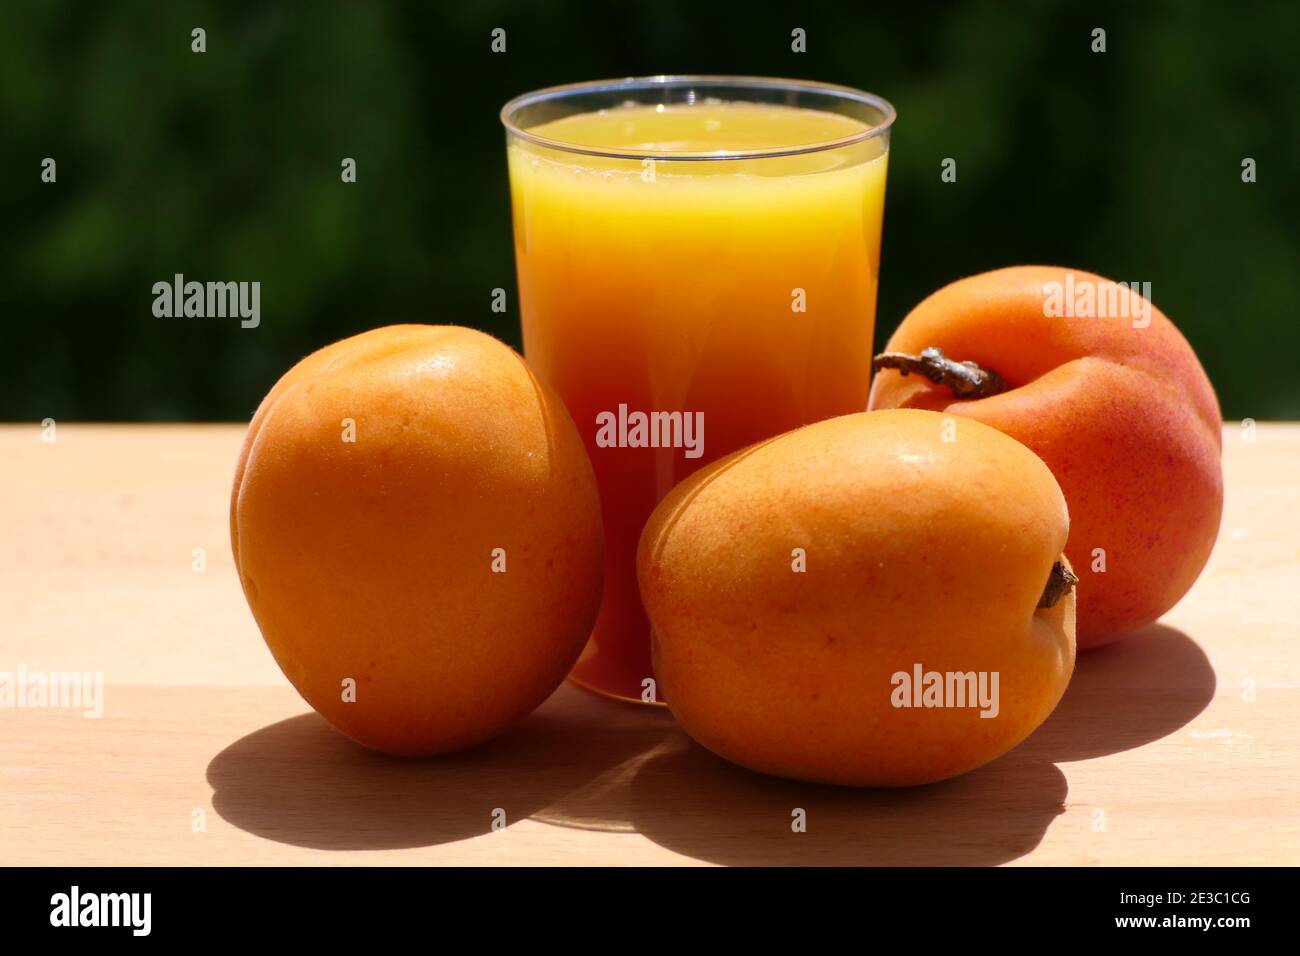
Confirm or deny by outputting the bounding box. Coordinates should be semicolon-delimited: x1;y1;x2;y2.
500;74;896;161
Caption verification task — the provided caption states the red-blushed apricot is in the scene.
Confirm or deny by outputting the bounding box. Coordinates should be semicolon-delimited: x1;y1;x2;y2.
231;325;603;756
637;408;1076;787
869;266;1223;647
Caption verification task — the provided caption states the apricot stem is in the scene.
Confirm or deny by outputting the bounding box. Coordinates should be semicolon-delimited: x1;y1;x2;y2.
872;347;1008;400
1038;561;1078;609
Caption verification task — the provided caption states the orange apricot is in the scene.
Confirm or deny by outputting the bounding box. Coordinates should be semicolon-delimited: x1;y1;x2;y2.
231;325;604;756
870;266;1223;647
637;408;1075;787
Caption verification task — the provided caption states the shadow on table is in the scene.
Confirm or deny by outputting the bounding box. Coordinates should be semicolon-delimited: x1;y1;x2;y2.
205;688;677;851
1021;623;1216;763
206;624;1213;862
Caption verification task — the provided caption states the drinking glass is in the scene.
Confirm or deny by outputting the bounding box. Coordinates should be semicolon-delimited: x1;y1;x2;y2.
502;76;895;702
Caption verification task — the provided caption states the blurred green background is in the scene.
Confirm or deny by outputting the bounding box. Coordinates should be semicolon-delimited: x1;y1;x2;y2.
3;0;1297;421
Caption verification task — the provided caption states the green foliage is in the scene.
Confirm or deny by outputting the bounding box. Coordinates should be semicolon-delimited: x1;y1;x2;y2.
2;0;1296;419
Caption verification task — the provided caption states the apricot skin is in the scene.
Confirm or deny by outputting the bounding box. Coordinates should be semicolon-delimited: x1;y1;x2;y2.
869;266;1223;647
637;408;1075;788
231;325;604;757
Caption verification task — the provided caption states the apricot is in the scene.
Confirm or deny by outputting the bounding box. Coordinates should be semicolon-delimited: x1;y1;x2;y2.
230;325;604;756
869;266;1223;647
637;408;1076;787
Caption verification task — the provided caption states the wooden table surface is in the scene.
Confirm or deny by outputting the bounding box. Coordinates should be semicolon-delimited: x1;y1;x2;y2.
2;423;1298;866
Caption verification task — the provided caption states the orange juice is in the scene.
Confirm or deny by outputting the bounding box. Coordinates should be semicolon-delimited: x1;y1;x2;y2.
506;89;891;702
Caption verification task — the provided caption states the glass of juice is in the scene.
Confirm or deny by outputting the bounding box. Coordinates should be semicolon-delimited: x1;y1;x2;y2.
502;76;894;703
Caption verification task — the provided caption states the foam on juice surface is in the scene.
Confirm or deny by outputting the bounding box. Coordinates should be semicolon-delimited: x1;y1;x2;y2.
526;100;873;154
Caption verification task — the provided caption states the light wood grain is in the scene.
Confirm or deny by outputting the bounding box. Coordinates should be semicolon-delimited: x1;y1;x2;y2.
2;423;1298;865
